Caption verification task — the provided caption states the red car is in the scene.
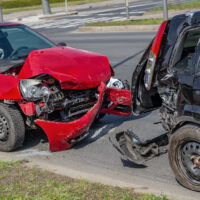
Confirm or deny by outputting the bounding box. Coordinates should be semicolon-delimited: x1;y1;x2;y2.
0;23;131;152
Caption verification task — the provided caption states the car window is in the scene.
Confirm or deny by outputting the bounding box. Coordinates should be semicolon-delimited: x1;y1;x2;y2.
0;25;56;60
181;29;200;60
173;28;200;74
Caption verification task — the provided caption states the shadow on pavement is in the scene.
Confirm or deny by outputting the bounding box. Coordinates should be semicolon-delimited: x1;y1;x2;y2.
121;159;147;169
73;112;151;150
14;111;152;152
16;127;49;152
113;50;144;68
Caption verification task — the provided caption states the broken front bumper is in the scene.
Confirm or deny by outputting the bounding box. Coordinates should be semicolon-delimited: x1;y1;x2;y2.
34;82;106;151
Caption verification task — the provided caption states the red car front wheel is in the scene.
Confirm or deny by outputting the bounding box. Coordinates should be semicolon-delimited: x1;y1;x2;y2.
0;103;25;152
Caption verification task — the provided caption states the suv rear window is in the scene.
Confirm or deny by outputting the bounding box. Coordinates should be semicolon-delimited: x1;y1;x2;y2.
173;28;200;74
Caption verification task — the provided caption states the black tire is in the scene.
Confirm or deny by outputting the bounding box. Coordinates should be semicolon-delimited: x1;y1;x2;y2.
0;103;25;152
168;124;200;191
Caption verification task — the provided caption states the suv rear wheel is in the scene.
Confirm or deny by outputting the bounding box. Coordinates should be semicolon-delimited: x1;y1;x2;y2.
0;103;25;152
169;124;200;191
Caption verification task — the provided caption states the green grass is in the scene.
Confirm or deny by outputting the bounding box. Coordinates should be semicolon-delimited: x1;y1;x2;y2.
0;0;109;14
150;0;200;12
86;18;164;26
0;0;104;9
0;160;169;200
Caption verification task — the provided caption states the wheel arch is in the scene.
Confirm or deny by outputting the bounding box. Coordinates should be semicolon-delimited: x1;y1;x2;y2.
172;117;200;134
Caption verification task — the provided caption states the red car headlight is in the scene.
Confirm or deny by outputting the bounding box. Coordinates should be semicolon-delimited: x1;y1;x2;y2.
20;79;50;100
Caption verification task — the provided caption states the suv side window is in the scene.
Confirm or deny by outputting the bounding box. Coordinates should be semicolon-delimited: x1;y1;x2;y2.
173;28;200;74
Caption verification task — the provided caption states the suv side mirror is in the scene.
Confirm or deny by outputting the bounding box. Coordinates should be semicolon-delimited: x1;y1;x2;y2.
57;42;67;47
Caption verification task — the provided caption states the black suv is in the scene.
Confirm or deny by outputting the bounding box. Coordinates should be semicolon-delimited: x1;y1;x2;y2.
114;11;200;191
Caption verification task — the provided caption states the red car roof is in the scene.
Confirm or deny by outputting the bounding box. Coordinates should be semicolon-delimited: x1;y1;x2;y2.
0;22;22;26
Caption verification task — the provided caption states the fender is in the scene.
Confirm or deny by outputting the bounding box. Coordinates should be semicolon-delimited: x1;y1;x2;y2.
0;74;22;100
172;116;200;133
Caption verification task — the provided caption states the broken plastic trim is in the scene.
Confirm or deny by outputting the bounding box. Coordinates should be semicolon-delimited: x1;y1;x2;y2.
110;129;169;165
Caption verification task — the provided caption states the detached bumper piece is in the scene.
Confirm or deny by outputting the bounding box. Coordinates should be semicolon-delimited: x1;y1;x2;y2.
35;82;106;151
110;129;169;165
101;88;131;116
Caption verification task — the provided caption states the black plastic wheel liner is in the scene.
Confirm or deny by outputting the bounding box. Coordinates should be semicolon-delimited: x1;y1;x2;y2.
111;110;169;165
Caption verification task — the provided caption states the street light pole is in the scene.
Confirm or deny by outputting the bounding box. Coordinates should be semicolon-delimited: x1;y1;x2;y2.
163;0;168;20
126;0;129;19
0;5;3;22
41;0;51;15
65;0;68;11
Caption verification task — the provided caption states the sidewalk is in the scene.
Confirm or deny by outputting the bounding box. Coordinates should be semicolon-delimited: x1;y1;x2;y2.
3;0;140;22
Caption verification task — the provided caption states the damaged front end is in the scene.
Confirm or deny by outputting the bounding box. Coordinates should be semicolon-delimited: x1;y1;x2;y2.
18;76;131;151
14;47;131;151
18;74;106;151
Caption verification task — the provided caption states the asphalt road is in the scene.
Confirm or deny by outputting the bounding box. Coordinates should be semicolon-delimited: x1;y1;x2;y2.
1;31;198;200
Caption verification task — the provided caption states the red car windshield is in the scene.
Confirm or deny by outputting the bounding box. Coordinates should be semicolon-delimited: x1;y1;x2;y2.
0;25;56;60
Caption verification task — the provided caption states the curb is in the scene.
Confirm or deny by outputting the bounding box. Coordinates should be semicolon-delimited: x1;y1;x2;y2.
39;11;78;20
75;24;160;33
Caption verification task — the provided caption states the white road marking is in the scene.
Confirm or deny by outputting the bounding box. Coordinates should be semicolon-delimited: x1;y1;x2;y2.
77;14;90;17
108;127;116;133
91;125;107;139
120;11;145;15
28;16;110;29
56;17;114;28
93;2;160;14
97;13;116;16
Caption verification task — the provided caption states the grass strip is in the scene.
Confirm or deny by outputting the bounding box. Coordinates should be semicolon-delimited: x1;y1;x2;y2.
0;160;168;200
2;0;109;14
0;0;106;9
150;0;200;12
86;18;164;26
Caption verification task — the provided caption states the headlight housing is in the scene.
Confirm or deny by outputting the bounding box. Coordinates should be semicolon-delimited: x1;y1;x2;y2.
20;79;50;100
107;77;124;89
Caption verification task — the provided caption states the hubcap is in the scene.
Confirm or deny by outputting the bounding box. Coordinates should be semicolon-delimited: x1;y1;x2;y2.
181;142;200;181
0;115;9;141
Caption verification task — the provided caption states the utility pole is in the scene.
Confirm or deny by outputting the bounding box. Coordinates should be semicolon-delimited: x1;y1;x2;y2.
65;0;68;11
163;0;168;20
0;5;3;22
41;0;51;15
126;0;129;19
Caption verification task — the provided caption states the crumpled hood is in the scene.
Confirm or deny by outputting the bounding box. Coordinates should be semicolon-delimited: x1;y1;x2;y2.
18;47;111;89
